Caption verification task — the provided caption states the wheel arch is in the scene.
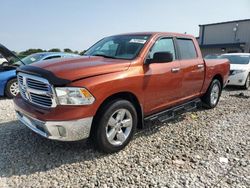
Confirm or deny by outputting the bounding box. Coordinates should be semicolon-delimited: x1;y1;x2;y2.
91;91;144;136
201;73;224;98
212;74;223;88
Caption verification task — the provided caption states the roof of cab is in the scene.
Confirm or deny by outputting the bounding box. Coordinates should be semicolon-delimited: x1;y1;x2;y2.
114;32;195;38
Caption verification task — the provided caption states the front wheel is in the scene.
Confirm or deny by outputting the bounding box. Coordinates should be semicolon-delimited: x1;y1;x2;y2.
93;100;137;153
202;79;222;109
5;78;19;98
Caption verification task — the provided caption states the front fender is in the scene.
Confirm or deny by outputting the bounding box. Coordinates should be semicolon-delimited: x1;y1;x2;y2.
68;70;144;116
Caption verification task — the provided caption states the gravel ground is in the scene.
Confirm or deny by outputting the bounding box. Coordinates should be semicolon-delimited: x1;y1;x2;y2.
0;88;249;188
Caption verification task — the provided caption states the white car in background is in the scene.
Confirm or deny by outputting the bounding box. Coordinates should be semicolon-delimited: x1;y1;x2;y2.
0;54;7;65
221;53;250;89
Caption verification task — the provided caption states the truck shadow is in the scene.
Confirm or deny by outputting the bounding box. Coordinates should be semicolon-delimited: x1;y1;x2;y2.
224;86;248;91
0;106;208;177
0;120;105;177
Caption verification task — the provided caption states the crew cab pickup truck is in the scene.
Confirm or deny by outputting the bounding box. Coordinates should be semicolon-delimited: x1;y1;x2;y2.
5;32;230;153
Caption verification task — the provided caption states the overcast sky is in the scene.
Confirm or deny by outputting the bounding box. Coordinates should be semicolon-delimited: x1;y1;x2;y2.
0;0;249;52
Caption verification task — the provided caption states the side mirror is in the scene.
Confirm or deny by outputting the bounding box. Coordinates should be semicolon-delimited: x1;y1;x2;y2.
146;52;173;64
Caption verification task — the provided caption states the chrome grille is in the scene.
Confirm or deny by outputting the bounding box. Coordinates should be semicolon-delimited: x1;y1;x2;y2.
18;75;24;85
17;73;56;108
30;93;53;107
27;78;50;91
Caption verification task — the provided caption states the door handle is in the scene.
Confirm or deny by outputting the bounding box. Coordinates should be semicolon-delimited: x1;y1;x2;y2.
171;67;180;73
197;64;204;69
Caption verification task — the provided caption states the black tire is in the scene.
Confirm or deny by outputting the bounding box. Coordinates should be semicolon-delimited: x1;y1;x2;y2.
243;74;250;90
201;79;222;109
5;78;18;98
93;99;137;153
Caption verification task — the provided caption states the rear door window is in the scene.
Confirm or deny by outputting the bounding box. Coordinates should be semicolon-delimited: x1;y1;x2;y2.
176;39;197;60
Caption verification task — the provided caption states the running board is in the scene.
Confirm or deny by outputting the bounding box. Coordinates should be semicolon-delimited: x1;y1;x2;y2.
144;98;201;123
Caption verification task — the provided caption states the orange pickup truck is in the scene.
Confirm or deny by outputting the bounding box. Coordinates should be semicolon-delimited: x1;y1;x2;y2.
11;32;229;152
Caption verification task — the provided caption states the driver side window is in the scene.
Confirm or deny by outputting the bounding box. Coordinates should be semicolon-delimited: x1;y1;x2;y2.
148;38;176;60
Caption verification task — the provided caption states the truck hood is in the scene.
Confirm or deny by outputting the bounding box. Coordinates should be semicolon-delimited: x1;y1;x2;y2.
29;56;131;81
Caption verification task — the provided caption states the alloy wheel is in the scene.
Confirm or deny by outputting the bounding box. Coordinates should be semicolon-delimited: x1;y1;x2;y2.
10;81;19;96
106;109;133;146
210;83;220;105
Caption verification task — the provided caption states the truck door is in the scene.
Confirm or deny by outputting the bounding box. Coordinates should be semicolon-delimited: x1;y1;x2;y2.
176;38;205;99
143;37;183;115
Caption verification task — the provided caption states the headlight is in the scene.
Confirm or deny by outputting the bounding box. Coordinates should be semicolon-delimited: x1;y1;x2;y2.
232;70;246;75
55;87;95;105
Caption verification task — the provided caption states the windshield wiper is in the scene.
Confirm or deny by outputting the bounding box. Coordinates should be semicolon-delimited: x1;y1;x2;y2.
93;54;117;59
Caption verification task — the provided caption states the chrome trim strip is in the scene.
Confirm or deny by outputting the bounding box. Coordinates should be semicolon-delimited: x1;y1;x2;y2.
27;88;50;96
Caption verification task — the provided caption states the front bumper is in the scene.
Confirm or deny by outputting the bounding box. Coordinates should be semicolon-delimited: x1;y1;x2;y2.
227;72;248;86
16;110;93;141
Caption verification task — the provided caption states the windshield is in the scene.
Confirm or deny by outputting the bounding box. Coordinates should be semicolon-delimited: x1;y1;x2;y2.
21;53;46;64
84;35;151;60
220;55;250;64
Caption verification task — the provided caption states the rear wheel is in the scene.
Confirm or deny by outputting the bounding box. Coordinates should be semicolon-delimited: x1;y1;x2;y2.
202;79;222;109
243;74;250;90
5;78;19;98
93;99;137;153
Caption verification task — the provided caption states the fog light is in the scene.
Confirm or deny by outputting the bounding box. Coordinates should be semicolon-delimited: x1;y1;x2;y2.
58;126;66;137
238;79;243;83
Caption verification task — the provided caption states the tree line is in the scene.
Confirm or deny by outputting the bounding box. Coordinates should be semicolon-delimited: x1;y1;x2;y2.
18;48;86;56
